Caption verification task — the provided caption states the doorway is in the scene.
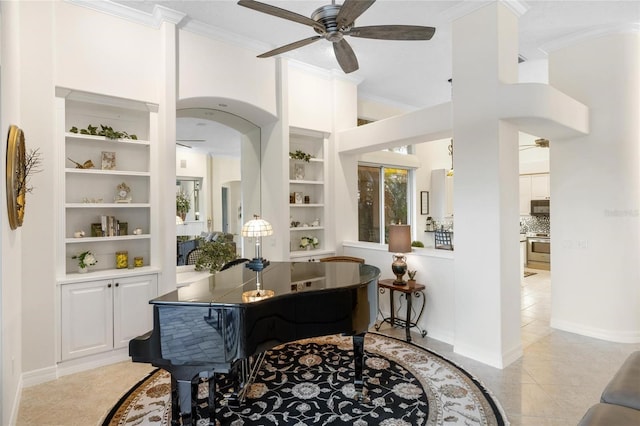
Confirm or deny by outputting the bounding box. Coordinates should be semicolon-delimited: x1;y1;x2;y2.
519;132;552;349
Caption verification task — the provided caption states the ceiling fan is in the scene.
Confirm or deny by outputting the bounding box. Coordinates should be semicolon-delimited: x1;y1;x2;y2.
176;139;205;149
237;0;436;73
520;138;550;151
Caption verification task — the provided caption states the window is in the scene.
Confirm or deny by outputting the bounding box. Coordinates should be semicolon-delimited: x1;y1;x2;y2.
358;165;411;243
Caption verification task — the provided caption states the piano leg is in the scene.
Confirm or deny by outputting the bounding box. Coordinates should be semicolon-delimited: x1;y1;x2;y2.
207;374;216;426
352;332;367;402
171;376;180;426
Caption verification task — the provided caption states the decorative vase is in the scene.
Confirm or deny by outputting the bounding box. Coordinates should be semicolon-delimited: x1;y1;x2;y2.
78;266;88;274
179;212;186;221
306;246;311;251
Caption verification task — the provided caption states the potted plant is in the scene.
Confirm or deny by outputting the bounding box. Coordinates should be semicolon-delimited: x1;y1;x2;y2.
289;150;313;162
72;250;98;273
194;239;238;273
176;190;191;220
299;235;319;250
407;270;417;285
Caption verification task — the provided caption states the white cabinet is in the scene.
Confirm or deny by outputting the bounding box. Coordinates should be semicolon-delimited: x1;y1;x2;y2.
520;173;550;215
519;176;532;215
530;174;550;200
60;273;157;361
288;128;332;260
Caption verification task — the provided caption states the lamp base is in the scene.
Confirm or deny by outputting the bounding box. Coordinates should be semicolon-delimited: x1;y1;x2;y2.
392;277;407;286
245;258;270;272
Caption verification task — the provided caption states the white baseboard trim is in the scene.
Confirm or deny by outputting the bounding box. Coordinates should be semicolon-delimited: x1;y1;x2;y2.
551;318;640;343
20;348;130;390
21;365;58;388
9;374;24;426
454;341;522;369
57;349;130;378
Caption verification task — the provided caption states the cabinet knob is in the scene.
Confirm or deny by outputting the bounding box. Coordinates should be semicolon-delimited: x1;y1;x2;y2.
115;282;119;287
107;283;112;288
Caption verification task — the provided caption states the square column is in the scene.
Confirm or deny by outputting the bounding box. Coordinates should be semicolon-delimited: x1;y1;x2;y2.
451;2;522;368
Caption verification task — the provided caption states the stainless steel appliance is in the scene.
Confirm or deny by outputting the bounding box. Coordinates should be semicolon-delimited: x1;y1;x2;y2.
527;233;550;270
531;199;550;216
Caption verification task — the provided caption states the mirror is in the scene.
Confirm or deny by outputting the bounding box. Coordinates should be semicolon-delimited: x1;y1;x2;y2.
176;108;261;263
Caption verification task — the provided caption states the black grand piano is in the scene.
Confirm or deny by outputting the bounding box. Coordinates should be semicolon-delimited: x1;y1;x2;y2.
130;261;380;425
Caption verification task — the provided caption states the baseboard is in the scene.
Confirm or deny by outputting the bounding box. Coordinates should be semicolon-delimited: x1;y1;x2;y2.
8;374;23;426
21;365;58;387
56;348;130;378
551;318;640;343
454;341;522;369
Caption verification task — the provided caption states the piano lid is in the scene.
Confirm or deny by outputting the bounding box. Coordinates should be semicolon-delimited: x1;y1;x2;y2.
152;261;380;306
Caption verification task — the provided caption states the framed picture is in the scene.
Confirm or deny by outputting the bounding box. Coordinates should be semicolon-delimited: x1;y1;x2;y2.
294;192;303;204
101;151;116;170
294;163;305;180
420;191;429;215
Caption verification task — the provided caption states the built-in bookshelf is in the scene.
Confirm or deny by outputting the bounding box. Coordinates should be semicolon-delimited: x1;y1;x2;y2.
288;127;333;260
56;88;159;279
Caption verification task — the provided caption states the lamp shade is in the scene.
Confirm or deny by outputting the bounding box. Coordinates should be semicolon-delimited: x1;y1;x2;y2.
241;216;273;237
388;224;411;253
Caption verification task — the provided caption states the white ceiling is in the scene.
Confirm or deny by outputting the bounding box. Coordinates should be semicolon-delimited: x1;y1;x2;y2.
108;0;639;154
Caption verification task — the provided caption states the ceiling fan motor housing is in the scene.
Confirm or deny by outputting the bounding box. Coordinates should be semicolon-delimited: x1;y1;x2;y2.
312;5;352;42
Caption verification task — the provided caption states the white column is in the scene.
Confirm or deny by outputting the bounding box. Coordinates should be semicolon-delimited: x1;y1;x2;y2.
548;32;640;342
451;3;522;367
158;18;179;294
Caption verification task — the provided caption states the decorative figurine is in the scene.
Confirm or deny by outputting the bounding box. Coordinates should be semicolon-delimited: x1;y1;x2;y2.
115;182;132;203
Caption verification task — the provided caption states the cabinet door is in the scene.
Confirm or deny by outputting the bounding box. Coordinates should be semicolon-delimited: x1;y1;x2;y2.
519;175;532;215
113;274;158;349
60;279;113;361
530;174;550;200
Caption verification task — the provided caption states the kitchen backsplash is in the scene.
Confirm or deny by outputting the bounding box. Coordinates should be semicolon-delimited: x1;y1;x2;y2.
520;215;550;234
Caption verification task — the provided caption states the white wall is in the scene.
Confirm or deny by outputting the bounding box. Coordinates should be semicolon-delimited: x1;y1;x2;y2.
343;244;455;344
55;2;161;105
210;156;241;232
1;2;25;423
549;33;640;342
288;63;333;132
178;30;277;122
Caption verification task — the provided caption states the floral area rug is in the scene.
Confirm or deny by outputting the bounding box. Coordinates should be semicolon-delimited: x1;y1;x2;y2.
103;333;507;425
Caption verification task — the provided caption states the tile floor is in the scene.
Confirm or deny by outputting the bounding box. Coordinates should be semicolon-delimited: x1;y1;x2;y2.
16;269;640;425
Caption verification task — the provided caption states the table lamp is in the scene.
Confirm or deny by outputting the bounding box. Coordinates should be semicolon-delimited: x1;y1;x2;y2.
241;215;273;272
388;224;411;285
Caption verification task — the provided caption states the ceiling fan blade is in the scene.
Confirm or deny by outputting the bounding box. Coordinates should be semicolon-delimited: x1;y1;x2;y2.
349;25;436;40
257;36;322;58
238;0;325;32
333;39;359;73
336;0;375;28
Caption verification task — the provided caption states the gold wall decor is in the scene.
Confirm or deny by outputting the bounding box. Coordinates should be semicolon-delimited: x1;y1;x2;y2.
6;125;26;230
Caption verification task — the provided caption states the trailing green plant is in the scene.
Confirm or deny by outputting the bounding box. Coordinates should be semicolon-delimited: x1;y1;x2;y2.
194;239;238;273
69;124;137;140
289;150;313;162
411;240;424;248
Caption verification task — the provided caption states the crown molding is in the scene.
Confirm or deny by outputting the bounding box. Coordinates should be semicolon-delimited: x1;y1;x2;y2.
67;0;186;28
440;0;529;22
500;0;530;18
540;23;640;55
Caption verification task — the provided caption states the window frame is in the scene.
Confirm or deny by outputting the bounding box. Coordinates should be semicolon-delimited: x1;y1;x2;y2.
357;162;414;244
